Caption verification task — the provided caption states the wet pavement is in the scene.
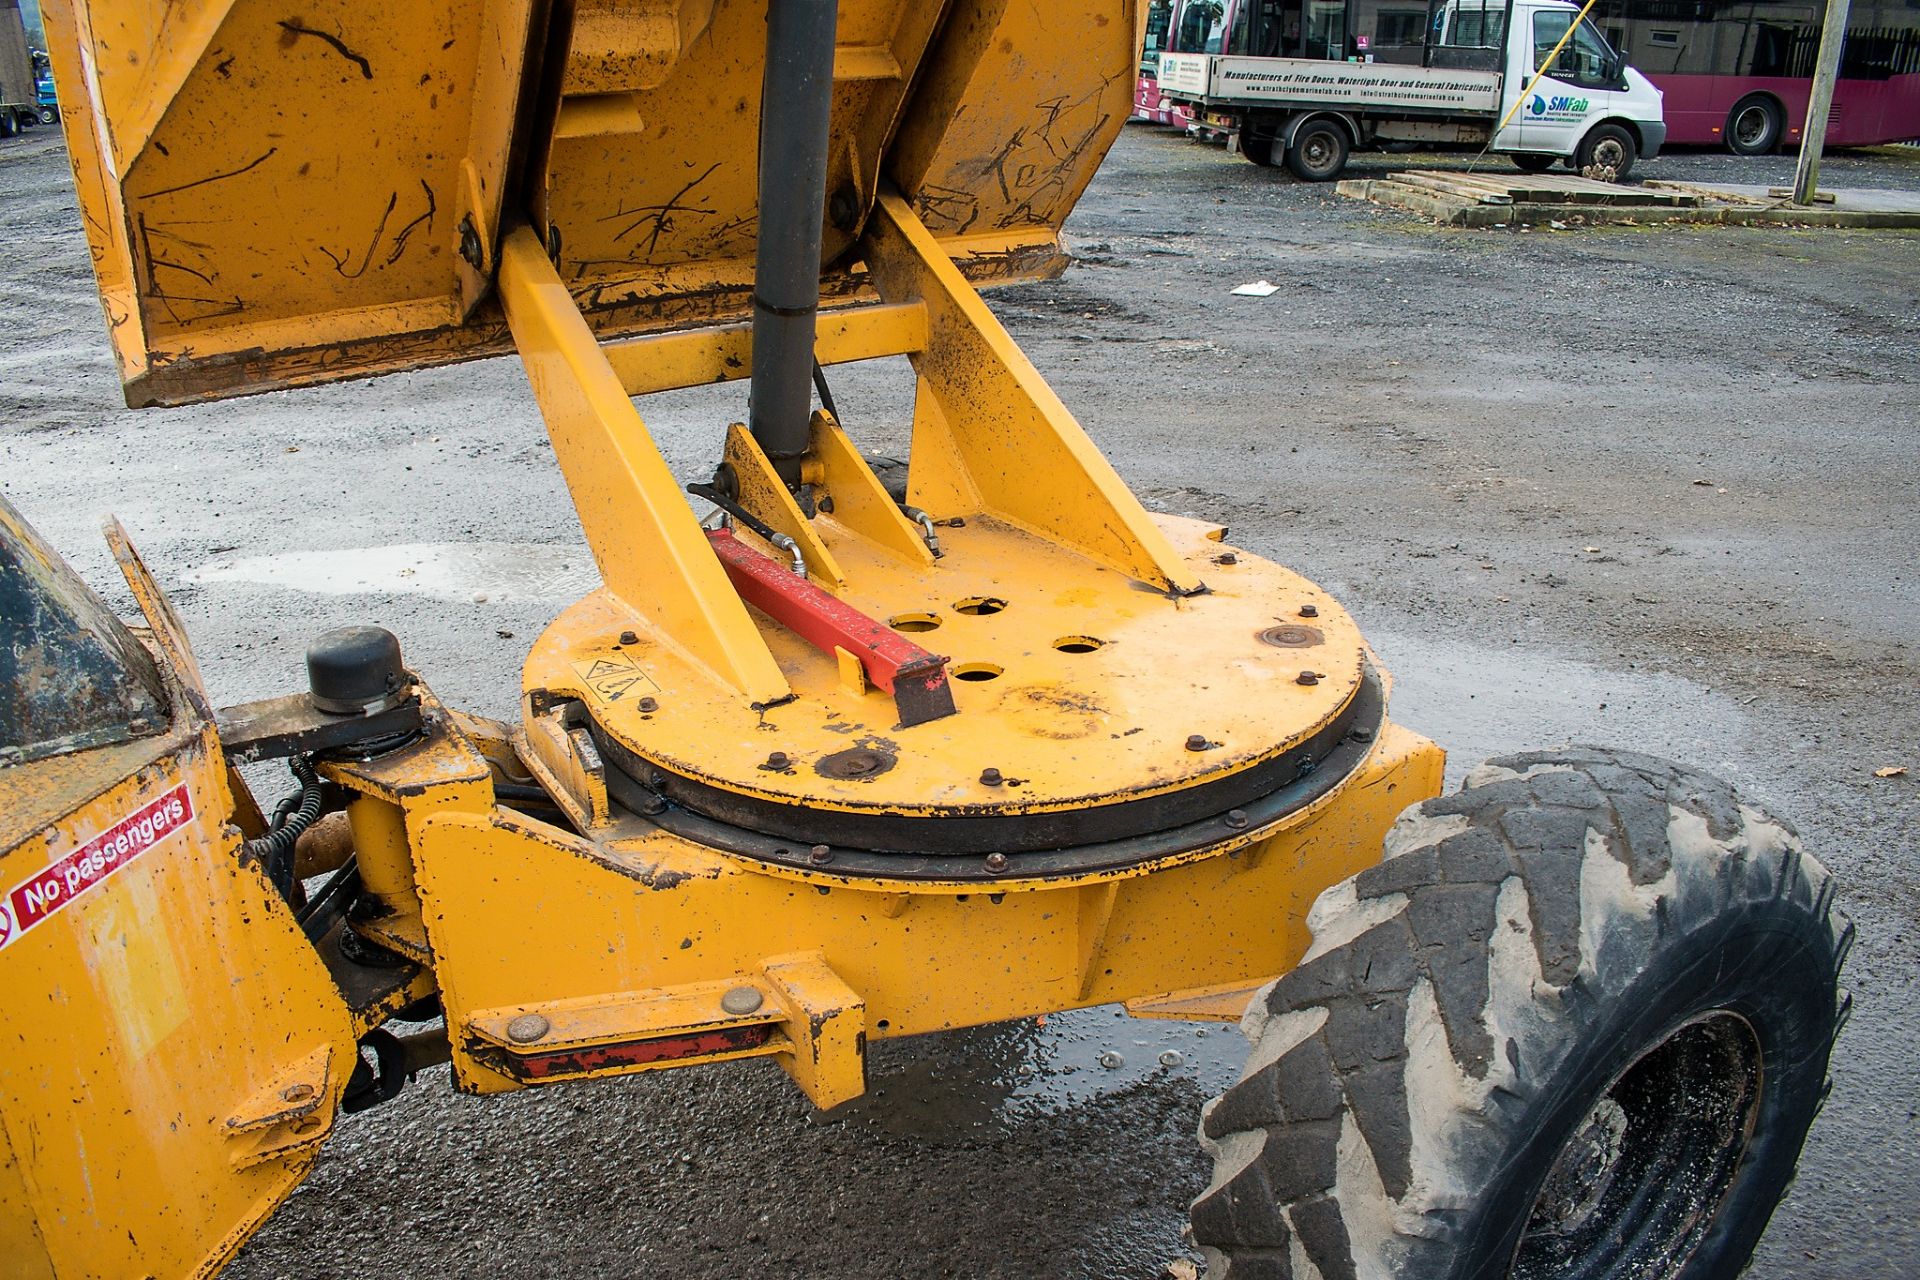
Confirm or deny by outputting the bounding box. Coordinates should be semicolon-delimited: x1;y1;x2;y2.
3;122;1918;1277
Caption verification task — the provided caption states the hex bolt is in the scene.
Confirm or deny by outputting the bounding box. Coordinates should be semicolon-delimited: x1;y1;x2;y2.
1296;670;1321;686
808;844;833;866
1349;726;1376;743
506;1013;551;1044
637;696;658;713
980;767;1004;786
720;986;764;1016
619;630;639;645
1186;734;1211;752
1215;552;1238;565
1298;604;1320;618
1225;809;1250;830
948;516;967;528
766;750;790;770
984;852;1009;874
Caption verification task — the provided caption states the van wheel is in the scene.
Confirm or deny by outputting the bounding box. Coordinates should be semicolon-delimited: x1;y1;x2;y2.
1285;121;1349;182
1190;748;1850;1280
1726;95;1784;155
1576;124;1637;179
1512;153;1556;174
38;106;57;126
1242;131;1276;167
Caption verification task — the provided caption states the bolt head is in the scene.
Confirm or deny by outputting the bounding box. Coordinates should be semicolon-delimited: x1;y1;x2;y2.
1185;734;1211;752
984;852;1009;874
721;986;764;1015
1298;604;1320;618
1296;670;1321;686
808;844;833;866
506;1013;551;1044
619;630;639;645
1225;809;1250;829
980;767;1003;786
766;751;790;770
637;696;658;713
1215;552;1238;565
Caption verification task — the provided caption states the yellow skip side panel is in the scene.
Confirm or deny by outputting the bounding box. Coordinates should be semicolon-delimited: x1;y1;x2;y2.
0;728;355;1279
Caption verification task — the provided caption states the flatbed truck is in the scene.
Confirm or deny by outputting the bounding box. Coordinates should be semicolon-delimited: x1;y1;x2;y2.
1158;0;1667;180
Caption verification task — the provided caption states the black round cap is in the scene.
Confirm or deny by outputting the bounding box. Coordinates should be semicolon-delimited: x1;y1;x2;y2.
307;625;406;715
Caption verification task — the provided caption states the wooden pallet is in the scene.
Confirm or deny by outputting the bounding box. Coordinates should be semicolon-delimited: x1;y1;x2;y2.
1337;168;1709;227
1339;168;1920;229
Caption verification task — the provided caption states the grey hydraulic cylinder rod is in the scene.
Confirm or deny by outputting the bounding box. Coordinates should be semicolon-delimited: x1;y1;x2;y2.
748;0;839;486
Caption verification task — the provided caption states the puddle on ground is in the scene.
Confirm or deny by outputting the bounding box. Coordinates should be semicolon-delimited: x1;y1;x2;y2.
183;542;598;603
826;629;1752;1139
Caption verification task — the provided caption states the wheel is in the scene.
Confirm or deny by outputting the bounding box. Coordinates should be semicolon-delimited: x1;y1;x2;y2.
1192;747;1850;1280
1284;121;1349;182
38;106;57;126
1576;123;1637;179
1726;94;1783;156
0;112;15;139
1512;153;1557;174
1241;130;1276;168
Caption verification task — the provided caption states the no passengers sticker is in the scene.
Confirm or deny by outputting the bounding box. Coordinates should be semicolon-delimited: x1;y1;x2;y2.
0;784;194;951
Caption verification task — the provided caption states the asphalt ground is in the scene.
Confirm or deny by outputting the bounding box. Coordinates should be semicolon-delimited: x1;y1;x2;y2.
3;122;1918;1278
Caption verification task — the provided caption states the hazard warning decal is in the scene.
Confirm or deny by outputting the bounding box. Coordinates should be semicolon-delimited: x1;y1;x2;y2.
569;650;662;705
0;784;195;952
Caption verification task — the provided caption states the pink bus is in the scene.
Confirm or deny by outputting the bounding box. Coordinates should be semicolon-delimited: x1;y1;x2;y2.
1134;0;1197;127
1595;0;1920;151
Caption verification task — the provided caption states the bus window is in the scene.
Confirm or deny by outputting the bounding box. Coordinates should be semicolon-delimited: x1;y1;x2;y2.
1304;0;1346;58
1352;0;1433;58
1445;2;1507;48
1174;0;1231;53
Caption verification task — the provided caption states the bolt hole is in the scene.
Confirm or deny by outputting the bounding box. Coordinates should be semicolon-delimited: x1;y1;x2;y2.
889;612;942;633
953;663;1004;682
876;1019;891;1031
1053;635;1105;653
952;596;1007;616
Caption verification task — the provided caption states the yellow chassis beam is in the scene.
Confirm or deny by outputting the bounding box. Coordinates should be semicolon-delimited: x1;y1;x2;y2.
356;688;1443;1110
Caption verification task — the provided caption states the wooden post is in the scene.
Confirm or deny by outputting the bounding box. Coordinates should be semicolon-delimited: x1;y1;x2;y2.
1791;0;1854;205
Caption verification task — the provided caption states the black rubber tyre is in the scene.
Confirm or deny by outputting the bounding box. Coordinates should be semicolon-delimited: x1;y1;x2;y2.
1285;121;1350;182
1511;153;1557;174
1192;747;1851;1280
0;112;15;139
38;106;58;126
1575;123;1638;179
1726;94;1784;156
1241;130;1277;168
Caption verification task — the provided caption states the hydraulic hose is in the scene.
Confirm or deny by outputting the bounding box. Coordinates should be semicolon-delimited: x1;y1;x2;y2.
244;755;324;902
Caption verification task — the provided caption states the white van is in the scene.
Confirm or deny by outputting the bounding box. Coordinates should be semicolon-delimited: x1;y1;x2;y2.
1156;0;1667;180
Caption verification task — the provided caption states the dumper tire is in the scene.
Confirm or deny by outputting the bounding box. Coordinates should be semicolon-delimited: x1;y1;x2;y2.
1190;747;1850;1280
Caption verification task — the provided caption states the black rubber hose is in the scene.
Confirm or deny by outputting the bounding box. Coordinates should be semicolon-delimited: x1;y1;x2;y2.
687;482;784;544
244;755;324;902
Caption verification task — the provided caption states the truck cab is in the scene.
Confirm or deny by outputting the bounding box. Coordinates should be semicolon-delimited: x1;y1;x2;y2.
1158;0;1666;179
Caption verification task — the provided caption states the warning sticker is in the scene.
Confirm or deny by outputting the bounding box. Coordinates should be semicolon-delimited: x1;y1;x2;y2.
569;651;661;705
0;784;195;952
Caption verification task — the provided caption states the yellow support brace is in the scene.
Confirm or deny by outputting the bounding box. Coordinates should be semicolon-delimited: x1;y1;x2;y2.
496;226;789;705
